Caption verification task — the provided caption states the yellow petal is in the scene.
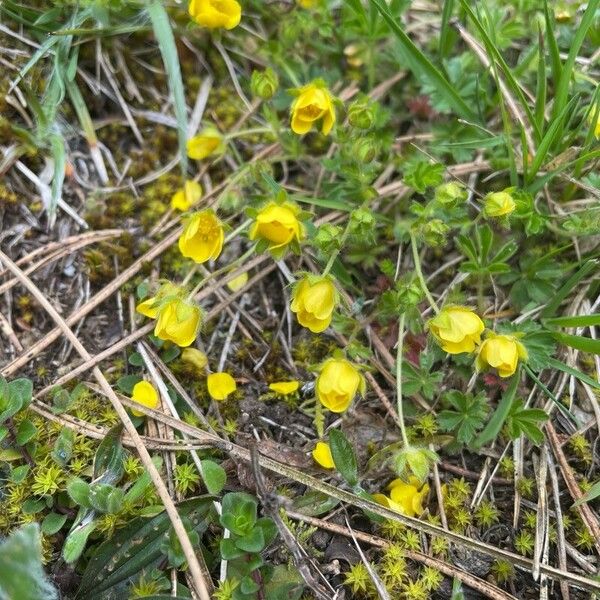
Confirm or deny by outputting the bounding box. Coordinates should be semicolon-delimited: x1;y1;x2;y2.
312;441;335;469
131;380;160;417
269;381;299;395
181;347;208;372
207;372;237;401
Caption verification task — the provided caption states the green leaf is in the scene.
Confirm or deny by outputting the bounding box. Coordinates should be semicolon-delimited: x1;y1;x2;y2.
67;478;92;508
16;418;37;445
364;0;477;121
505;399;548;445
402;161;444;193
220;492;258;536
200;460;226;495
438;391;488;445
544;313;600;328
474;370;520;448
220;537;246;560
291;490;340;517
52;428;74;466
147;0;188;175
554;332;600;356
329;429;359;487
574;481;600;507
62;521;97;563
88;483;125;514
235;525;265;553
9;464;30;484
0;524;58;600
263;565;305;600
547;358;600;390
42;512;68;535
93;424;124;484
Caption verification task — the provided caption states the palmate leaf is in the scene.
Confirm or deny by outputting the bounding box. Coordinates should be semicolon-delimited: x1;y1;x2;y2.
438;391;488;445
505;399;548;446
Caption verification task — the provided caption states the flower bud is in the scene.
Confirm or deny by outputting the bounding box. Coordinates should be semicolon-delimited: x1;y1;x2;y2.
315;357;365;413
351;137;378;163
421;219;449;247
250;67;279;100
483;189;516;218
290;275;337;333
348;97;376;129
476;333;528;378
434;182;468;208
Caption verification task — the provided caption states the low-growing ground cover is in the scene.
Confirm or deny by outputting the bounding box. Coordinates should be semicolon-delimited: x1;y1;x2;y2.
0;0;599;598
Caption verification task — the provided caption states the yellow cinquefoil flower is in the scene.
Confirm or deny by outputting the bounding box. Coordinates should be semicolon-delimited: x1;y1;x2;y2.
476;332;528;378
179;210;224;264
316;358;365;413
131;381;160;417
428;306;484;354
187;127;225;160
269;381;299;395
171;180;202;212
387;476;429;517
297;0;318;7
136;282;181;319
188;0;241;29
249;201;305;253
155;298;202;347
290;81;336;135
290;276;337;333
483;189;516;218
312;441;335;469
181;347;208;372
207;372;237;400
372;493;404;513
587;104;600;139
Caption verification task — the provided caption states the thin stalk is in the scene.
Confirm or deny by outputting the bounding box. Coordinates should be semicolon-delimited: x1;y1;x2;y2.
410;233;439;313
225;127;272;140
187;247;255;300
322;221;352;277
396;312;410;447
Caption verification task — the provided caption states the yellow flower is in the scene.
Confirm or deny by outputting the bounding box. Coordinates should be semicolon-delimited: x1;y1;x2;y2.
587;103;600;139
227;272;248;292
187;127;225;160
171;180;202;212
312;441;335;469
483;190;516;218
181;347;208;372
387;476;430;517
428;306;484;354
154;298;202;347
290;276;337;333
136;282;181;319
249;201;305;252
297;0;317;7
476;332;528;378
207;372;237;400
178;210;224;264
290;81;336;135
188;0;241;29
269;381;299;395
372;493;404;514
131;381;160;417
316;358;365;413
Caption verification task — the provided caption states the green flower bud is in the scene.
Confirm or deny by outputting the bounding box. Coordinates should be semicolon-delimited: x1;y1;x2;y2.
420;219;449;247
348;97;376;129
351;137;378;163
250;67;279;100
314;223;343;253
483;189;516;218
434;182;468;208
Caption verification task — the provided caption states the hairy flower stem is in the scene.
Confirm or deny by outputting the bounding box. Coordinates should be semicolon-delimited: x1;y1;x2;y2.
187;246;255;300
396;312;410;448
410;233;439;314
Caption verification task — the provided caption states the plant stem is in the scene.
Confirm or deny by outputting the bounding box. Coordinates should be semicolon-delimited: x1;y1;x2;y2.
410;233;439;314
322;214;353;277
225;127;272;140
187;247;255;300
396;312;410;448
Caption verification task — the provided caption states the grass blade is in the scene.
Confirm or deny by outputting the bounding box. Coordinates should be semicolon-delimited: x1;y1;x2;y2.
147;0;188;176
544;314;600;328
439;0;455;58
473;370;520;448
364;0;477;121
541;259;598;318
547;358;600;390
542;0;562;91
551;0;599;122
554;332;600;356
49;134;65;229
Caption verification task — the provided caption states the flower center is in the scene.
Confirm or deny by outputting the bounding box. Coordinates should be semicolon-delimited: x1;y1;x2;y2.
301;103;323;119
